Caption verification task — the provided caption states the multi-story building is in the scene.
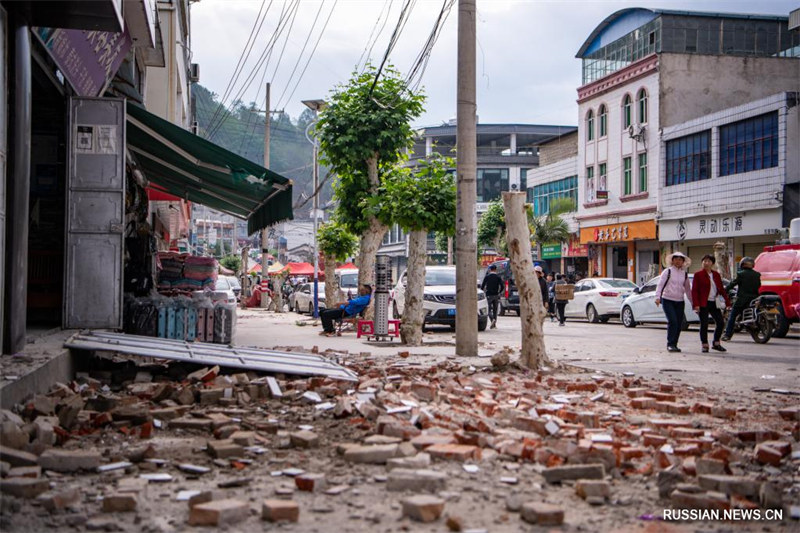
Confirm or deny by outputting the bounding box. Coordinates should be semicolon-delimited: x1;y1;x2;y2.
379;122;576;277
574;7;799;283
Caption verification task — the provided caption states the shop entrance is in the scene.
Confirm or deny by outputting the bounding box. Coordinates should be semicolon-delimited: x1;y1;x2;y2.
26;60;67;328
637;250;660;284
610;246;628;279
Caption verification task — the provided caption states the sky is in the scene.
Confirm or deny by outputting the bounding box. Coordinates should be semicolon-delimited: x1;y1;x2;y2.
191;0;797;128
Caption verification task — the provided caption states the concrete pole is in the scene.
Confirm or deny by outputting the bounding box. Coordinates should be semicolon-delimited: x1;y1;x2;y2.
260;83;271;308
312;119;320;318
455;0;477;357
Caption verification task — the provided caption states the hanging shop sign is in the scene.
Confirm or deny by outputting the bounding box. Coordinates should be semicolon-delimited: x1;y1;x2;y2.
659;209;782;242
541;243;562;259
564;237;589;257
34;27;132;97
580;220;657;244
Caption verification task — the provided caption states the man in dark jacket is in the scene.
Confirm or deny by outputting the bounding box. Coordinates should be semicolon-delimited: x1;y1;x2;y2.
534;265;549;314
481;264;503;328
722;257;761;341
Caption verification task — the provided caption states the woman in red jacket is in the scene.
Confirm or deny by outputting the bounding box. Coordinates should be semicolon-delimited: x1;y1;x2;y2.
691;254;730;353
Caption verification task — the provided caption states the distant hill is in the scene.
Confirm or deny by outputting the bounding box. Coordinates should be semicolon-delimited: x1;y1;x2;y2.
193;84;333;215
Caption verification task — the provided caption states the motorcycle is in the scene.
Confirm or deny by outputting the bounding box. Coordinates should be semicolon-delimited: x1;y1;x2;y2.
734;294;782;344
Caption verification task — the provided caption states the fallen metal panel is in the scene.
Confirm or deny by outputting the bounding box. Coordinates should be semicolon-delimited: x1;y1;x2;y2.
65;331;358;382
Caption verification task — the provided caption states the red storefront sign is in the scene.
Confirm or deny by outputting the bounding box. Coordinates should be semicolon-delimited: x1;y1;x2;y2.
564;238;588;257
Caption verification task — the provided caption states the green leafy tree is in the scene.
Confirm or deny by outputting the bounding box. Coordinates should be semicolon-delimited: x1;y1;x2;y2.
528;196;573;259
317;221;358;305
317;64;425;304
219;255;242;273
376;155;456;345
477;200;506;254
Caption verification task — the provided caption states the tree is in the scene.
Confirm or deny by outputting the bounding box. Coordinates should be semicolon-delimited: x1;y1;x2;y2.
376;155;456;345
317;65;425;307
219;255;242;273
317;221;358;305
529;196;573;258
477;200;506;254
502;191;548;369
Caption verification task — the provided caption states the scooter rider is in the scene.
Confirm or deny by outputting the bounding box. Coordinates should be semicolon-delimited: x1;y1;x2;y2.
721;257;761;341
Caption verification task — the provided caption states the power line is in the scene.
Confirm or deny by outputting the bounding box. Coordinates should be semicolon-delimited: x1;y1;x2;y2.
369;0;416;97
274;0;327;110
357;0;393;71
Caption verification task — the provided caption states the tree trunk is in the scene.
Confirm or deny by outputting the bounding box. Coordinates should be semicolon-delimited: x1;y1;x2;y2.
502;191;548;369
357;217;387;320
324;255;339;305
271;273;284;312
400;230;426;345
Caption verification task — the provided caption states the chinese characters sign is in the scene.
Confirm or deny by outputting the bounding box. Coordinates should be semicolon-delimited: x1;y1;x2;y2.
658;210;782;242
579;220;657;245
696;216;742;236
34;27;131;97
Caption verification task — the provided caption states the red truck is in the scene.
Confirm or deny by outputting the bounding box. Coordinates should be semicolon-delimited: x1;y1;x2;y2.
755;243;800;338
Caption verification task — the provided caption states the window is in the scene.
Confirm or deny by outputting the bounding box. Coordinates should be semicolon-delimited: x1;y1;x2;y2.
719;111;778;176
666;131;710;186
623;157;632;195
586;166;595;202
638;152;648;192
586;110;594;141
477;168;509;202
598;162;607;192
520;168;530;193
599;105;608;137
530;176;578;216
637;89;648;124
623;95;632;129
581;18;661;84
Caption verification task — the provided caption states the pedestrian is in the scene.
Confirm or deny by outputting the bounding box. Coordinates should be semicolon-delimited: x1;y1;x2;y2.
691;254;730;353
553;274;569;326
655;251;692;352
722;257;761;341
481;264;503;329
534;266;549;314
546;273;556;322
319;284;372;337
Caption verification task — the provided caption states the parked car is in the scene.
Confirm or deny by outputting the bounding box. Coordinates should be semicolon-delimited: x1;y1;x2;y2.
621;273;699;329
486;260;519;316
290;282;326;314
223;276;241;301
393;266;489;331
213;276;237;304
336;269;359;299
564;278;638;322
754;243;800;338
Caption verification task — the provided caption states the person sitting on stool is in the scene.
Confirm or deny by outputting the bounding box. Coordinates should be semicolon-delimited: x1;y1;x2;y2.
319;284;372;336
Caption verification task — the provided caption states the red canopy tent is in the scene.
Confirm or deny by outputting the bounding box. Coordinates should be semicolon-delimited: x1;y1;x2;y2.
336;262;357;271
279;262;315;276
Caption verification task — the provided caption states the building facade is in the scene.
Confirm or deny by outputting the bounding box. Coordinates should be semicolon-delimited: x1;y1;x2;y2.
575;7;799;283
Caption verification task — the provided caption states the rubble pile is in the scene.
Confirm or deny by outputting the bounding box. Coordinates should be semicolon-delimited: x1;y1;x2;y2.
0;352;798;531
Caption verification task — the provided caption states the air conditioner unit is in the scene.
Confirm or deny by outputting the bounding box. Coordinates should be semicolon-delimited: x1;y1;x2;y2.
189;63;200;83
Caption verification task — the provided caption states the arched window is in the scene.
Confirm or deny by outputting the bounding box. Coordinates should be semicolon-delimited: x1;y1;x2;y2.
599;104;608;137
622;94;632;129
637;89;648;124
586;110;594;141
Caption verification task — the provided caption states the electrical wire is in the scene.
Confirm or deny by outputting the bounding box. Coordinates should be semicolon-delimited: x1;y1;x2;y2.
357;0;393;71
369;0;416;97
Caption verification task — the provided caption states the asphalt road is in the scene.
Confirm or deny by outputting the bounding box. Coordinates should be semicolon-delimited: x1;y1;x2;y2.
236;308;799;397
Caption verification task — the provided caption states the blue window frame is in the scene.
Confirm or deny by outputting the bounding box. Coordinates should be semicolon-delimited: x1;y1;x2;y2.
531;176;578;216
666;130;710;186
719;111;778;177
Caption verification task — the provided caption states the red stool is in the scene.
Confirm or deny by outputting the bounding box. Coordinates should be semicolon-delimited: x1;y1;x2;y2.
357;320;374;338
388;319;401;337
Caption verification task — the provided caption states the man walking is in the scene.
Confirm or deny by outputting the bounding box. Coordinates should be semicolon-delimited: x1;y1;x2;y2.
534;266;549;314
553;274;569;326
722;257;761;341
319;284;372;337
481;264;503;329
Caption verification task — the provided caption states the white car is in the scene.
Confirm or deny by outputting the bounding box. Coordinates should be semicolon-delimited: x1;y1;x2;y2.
620;273;700;328
213;276;237;304
336;269;359;298
290;282;326;314
564;278;638;323
393;266;489;331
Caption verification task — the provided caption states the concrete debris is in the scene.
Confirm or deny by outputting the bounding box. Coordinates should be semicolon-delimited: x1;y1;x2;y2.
401;494;445;522
520;502;564;525
262;499;299;522
188;498;249;526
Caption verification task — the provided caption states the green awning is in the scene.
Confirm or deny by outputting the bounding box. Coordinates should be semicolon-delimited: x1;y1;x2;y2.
126;101;293;233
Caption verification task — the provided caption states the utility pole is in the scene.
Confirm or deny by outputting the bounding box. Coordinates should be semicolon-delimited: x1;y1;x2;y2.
260;82;271;308
455;0;478;357
302;99;326;319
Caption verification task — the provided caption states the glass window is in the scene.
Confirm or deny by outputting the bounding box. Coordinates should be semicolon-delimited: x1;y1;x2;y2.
719;111;778;177
599;105;608;137
598;162;607;191
623;95;632;129
531;176;578;216
638;152;648;192
581;18;661;84
520;168;530;193
476;168;509;202
586;166;595;202
637;89;648;124
665;130;710;186
586;110;594;141
623;157;632;195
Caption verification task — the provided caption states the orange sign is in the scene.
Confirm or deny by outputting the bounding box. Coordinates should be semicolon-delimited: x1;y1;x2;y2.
580;220;657;244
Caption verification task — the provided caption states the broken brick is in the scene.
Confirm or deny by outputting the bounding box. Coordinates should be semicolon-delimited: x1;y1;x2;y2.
426;444;481;461
188;498;248;526
295;473;326;492
543;464;605;484
261;499;299;522
102;493;138;513
520;502;564;526
401;495;445;523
